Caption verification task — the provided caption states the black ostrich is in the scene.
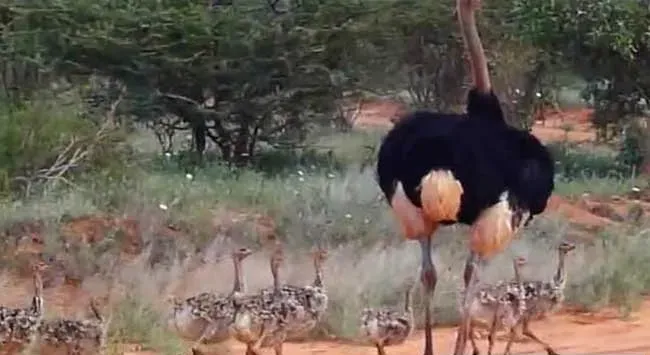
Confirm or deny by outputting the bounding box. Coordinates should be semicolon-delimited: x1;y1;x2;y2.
375;0;555;355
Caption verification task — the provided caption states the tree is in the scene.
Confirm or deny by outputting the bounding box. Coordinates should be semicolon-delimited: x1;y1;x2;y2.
512;0;650;171
349;0;467;111
8;0;575;163
18;0;367;165
350;0;550;127
0;2;53;103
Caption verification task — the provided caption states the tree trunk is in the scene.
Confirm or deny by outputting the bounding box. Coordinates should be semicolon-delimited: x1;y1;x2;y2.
231;127;251;167
641;117;650;176
192;121;207;157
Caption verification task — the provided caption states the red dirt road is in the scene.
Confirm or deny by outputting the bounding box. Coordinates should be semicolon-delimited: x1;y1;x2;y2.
124;301;650;355
258;304;650;355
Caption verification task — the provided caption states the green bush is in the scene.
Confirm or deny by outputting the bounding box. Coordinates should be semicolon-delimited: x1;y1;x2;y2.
548;142;634;179
109;293;183;355
0;97;131;197
617;122;646;173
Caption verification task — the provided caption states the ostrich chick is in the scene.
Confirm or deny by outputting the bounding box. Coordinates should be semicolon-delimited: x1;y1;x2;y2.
360;283;414;355
467;255;527;355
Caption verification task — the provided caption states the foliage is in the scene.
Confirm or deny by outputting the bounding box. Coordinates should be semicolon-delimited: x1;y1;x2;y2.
3;0;566;162
0;96;129;198
512;0;650;134
0;1;52;103
547;142;629;179
9;0;374;165
109;293;184;355
349;0;552;126
354;0;467;110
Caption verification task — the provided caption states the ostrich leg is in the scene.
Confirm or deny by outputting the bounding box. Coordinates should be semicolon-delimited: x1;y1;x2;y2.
419;235;436;355
454;252;482;355
463;252;477;287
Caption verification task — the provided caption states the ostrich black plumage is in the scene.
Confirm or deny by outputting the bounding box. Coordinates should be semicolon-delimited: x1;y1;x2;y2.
374;0;554;355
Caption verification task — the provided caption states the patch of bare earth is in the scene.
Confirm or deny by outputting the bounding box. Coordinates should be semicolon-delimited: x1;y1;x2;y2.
122;301;650;355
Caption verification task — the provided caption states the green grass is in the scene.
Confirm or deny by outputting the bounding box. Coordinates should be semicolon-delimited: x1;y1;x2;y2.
109;293;184;355
554;175;639;197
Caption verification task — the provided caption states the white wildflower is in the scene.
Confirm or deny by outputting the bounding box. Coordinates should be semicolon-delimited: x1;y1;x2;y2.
185;173;194;180
159;204;168;211
345;213;352;219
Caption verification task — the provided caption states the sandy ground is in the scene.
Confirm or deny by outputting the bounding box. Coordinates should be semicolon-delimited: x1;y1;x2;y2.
122;301;650;355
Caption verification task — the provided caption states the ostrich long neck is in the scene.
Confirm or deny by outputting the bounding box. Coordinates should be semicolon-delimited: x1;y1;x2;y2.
271;256;282;297
404;287;412;313
457;1;491;93
552;250;568;290
32;272;43;314
313;258;324;288
513;260;522;283
511;259;526;316
232;256;245;294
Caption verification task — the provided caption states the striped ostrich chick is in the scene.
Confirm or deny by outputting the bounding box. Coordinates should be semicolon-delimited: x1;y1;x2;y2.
375;0;554;354
500;241;576;355
37;298;111;355
360;281;414;355
258;246;329;339
467;256;527;355
167;247;253;347
230;243;304;355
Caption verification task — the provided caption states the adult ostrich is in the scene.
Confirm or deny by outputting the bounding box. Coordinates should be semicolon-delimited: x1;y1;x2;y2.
375;0;554;354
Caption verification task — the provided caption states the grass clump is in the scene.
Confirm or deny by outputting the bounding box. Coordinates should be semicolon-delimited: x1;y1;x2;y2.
0;97;131;198
565;227;650;315
109;294;184;355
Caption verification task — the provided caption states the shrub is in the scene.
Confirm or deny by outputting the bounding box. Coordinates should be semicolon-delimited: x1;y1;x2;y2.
548;142;633;179
0;97;131;198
